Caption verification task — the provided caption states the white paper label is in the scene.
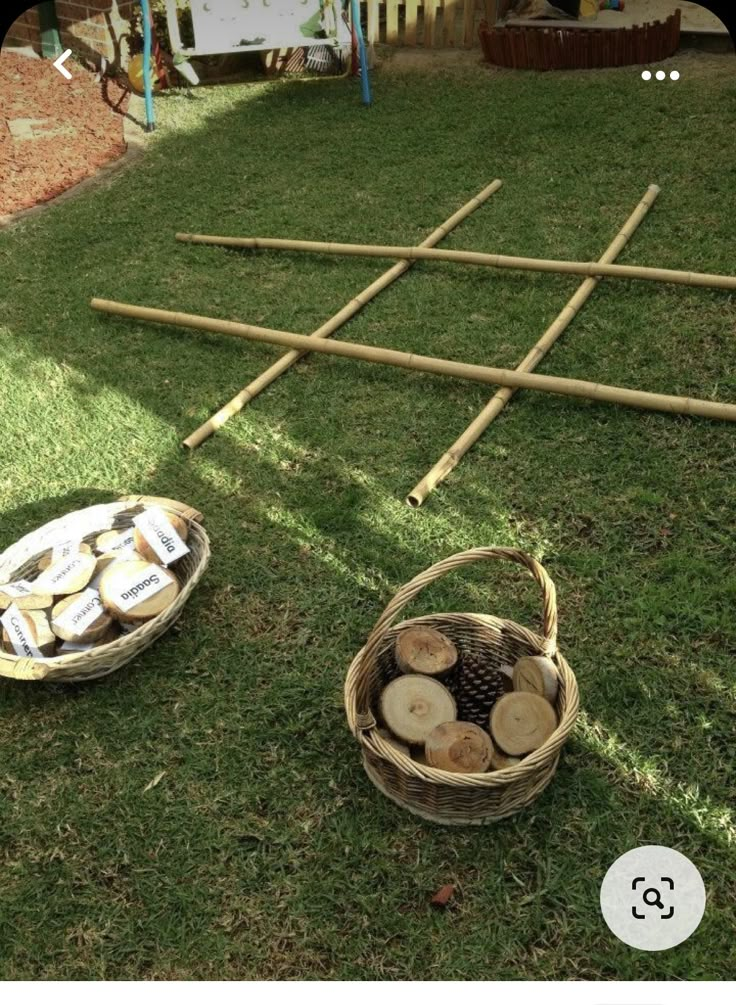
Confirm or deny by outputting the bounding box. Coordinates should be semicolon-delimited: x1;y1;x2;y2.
133;508;189;566
0;604;43;659
108;530;136;553
58;639;95;654
51;538;82;562
54;588;104;636
0;579;37;599
36;554;89;593
110;564;168;613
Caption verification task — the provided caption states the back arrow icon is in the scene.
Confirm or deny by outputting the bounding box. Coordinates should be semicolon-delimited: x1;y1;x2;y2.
53;49;73;80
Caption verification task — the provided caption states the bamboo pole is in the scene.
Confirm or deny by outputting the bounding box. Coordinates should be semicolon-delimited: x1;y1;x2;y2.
406;184;661;507
180;180;503;449
175;232;736;292
90;298;736;424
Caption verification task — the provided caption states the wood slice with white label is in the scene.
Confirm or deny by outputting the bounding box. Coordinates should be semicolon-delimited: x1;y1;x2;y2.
95;530;135;554
512;655;559;704
489;742;522;771
0;584;53;611
380;674;457;745
57;623;120;655
2;609;56;657
51;592;114;643
37;552;97;597
394;626;458;677
424;721;493;773
490;692;558;756
99;559;179;621
133;513;190;566
37;542;92;571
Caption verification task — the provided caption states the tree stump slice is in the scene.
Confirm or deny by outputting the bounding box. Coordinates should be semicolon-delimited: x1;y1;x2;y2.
51;592;114;643
133;512;190;566
99;560;179;621
425;721;493;773
394;626;458;677
512;655;559;703
490;692;558;756
380;674;457;744
37;542;92;571
2;609;56;657
37;552;97;597
489;742;523;771
0;585;53;612
376;728;411;758
497;663;516;693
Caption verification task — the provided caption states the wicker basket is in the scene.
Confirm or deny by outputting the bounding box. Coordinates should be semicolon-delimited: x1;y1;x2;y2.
344;548;579;825
0;495;210;684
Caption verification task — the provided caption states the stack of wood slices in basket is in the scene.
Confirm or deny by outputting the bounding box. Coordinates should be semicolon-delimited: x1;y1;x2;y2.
379;626;560;773
0;505;193;663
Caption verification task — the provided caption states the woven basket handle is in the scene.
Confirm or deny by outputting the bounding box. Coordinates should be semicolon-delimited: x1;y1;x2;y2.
356;548;557;716
0;654;52;681
117;495;204;523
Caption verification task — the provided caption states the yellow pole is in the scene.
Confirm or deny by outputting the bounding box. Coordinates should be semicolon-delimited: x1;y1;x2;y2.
406;184;661;507
176;232;736;291
180;181;503;448
90;298;736;424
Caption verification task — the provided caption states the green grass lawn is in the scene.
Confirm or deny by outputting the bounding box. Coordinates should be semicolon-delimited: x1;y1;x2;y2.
1;50;735;979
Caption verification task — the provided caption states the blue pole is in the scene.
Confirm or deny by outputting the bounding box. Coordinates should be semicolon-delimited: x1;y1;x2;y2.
350;0;372;106
140;0;155;131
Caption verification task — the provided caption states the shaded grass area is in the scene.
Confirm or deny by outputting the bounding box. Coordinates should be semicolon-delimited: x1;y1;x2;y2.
1;53;735;978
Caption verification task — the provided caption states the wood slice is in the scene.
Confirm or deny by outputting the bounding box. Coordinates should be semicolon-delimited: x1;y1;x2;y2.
133;512;189;566
0;583;53;611
512;655;559;703
380;674;457;745
2;609;56;657
58;623;120;654
425;721;493;773
497;663;515;693
37;552;97;597
99;559;179;621
95;529;136;554
51;591;114;643
489;742;523;771
490;692;558;756
376;728;411;758
394;626;458;677
37;541;92;571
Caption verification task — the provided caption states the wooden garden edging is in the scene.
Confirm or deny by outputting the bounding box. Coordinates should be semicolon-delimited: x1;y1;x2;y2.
479;9;681;70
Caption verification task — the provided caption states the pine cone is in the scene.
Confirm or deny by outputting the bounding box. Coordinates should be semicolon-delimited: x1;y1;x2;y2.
454;652;506;729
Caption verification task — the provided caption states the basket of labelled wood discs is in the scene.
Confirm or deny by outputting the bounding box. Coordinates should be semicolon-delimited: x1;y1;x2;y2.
0;495;209;683
344;547;579;824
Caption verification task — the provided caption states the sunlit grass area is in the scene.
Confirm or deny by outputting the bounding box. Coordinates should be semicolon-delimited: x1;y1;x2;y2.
1;50;735;978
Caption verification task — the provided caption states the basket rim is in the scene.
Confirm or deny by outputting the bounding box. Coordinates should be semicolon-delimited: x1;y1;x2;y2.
345;610;579;789
0;496;210;682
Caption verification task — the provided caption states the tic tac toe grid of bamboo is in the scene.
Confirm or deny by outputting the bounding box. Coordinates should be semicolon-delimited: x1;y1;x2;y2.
92;182;736;505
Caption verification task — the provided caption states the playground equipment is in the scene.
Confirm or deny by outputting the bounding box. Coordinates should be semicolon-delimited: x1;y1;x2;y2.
136;0;371;128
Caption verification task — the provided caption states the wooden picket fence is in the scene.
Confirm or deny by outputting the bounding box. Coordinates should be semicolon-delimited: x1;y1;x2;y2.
359;0;501;49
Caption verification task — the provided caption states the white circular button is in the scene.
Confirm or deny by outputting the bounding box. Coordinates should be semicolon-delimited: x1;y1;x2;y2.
670;70;681;81
641;70;652;81
600;845;705;951
656;70;666;81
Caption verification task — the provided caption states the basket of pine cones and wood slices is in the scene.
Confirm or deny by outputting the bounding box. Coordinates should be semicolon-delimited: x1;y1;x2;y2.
344;548;579;824
0;496;209;683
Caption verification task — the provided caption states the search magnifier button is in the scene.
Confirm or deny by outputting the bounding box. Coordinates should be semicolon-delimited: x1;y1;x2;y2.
643;888;664;910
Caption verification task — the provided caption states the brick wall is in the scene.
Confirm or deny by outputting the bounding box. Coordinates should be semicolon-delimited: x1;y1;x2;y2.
4;2;136;66
4;7;42;53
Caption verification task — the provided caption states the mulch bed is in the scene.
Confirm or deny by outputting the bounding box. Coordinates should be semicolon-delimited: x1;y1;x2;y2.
0;51;130;217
